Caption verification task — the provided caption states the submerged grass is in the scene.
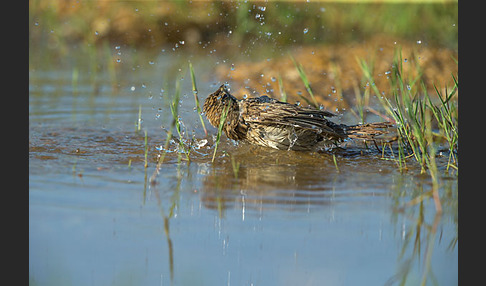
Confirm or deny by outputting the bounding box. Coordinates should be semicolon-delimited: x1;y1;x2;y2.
230;154;241;179
332;154;340;173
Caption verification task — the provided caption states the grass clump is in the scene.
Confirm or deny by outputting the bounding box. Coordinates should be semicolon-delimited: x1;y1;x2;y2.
359;47;458;213
360;47;458;172
149;77;184;183
170;79;191;162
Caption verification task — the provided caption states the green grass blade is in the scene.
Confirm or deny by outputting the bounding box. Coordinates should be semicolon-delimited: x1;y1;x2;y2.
277;74;287;102
212;103;231;162
289;54;319;108
189;61;208;137
144;130;149;168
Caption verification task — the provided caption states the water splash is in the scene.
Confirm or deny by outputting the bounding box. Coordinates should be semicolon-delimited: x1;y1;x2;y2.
287;127;299;150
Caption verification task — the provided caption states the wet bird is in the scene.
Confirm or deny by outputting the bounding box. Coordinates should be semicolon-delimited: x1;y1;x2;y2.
203;84;393;151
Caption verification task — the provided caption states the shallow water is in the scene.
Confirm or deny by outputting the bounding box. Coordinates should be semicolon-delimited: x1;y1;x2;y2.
29;46;457;286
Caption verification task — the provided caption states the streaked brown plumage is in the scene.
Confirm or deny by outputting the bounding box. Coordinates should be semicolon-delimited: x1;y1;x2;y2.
203;84;392;151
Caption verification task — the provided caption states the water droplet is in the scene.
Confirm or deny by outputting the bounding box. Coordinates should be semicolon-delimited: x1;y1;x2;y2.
407;85;411;90
404;58;408;63
130;86;136;91
155;113;161;119
303;28;309;34
149;61;155;65
230;63;235;71
271;77;276;82
116;59;121;63
416;40;422;44
115;46;121;50
94;31;99;36
141;83;146;88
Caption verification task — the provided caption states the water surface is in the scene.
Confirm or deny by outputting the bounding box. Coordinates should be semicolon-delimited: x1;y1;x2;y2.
29;46;457;286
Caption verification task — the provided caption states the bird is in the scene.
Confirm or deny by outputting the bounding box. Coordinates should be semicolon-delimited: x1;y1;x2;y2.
203;84;393;151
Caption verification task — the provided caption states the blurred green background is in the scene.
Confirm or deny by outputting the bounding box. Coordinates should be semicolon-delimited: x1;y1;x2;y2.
29;0;458;58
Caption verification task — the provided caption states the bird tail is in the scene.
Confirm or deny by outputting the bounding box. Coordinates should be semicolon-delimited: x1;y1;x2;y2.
345;122;394;140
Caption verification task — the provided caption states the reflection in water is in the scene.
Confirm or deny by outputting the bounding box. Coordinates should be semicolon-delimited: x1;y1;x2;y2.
201;153;336;215
197;140;399;216
200;142;325;213
164;139;457;285
386;209;452;286
386;176;458;285
150;161;184;285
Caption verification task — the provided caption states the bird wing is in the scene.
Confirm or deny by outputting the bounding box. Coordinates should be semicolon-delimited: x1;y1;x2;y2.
240;96;345;138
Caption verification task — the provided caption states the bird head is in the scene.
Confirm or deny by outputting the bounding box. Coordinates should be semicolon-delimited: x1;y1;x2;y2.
203;84;239;128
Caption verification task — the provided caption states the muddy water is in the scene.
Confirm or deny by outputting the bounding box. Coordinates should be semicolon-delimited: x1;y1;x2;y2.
29;49;457;286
